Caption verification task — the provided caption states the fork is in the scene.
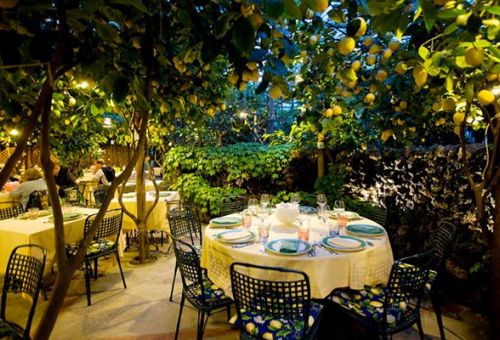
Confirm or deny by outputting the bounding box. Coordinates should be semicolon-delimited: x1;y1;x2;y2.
308;245;316;257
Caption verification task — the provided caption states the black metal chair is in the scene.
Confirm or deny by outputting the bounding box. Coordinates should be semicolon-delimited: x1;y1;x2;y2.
219;195;246;216
66;209;126;306
426;221;457;340
0;244;47;340
363;202;387;226
26;190;49;211
167;206;203;302
63;187;82;205
93;187;108;207
328;250;434;339
0;201;24;220
230;262;323;339
171;237;232;340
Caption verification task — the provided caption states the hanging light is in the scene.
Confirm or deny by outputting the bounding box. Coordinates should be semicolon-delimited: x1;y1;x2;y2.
9;129;19;136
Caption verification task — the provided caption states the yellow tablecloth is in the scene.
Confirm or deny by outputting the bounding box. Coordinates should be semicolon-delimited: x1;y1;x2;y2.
108;191;180;232
201;213;394;299
0;207;99;274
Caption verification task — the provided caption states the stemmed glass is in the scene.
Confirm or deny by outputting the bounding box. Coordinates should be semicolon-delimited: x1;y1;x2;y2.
317;204;330;226
317;194;327;209
334;200;345;212
248;198;258;216
260;194;270;208
256;205;267;225
290;193;300;205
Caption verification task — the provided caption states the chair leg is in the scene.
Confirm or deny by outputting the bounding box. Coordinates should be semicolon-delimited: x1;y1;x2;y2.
197;310;206;340
416;317;425;340
432;294;446;340
169;262;178;302
114;250;127;289
174;293;185;340
226;304;231;321
94;258;98;280
84;260;92;306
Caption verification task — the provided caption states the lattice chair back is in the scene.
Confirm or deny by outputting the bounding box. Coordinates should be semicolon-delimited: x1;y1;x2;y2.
430;221;456;270
363;203;387;226
64;187;81;205
167;206;201;245
382;250;434;328
0;201;24;220
26;190;50;210
84;209;123;246
1;244;47;337
93;187;108;207
220;195;246;216
171;237;206;301
230;262;312;337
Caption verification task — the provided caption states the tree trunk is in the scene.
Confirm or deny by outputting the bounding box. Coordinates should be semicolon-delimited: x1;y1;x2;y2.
492;187;500;337
317;134;325;178
136;150;150;263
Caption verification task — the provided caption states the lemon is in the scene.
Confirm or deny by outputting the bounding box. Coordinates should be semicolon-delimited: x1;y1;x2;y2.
412;65;428;87
12;115;21;123
309;35;319;45
305;8;314;19
382;48;393;60
381;129;394;142
300;50;308;58
246;62;257;70
238;81;246;91
454;126;461;135
397;118;405;125
432;102;442;111
453;112;465;125
324;108;333;117
221;103;226;111
68;97;76;107
409;127;416;133
269;320;282;329
369;44;382;54
486;73;498;81
435;117;446;126
456;12;471;26
263;333;273;340
464;46;484;66
188;94;198;105
399;100;407;109
131;36;141;49
477;89;495;105
269;85;282;99
369;84;377;93
364;93;376;104
353;17;367;37
338;37;355;55
441;97;456;111
313;0;329;12
375;69;388;82
366;54;376;65
351;60;361;71
64;119;70;125
333;105;342;115
394;61;408;75
229;72;239;85
206;107;215;116
388;40;401;51
245;322;256;334
344;80;357;89
327;47;335;56
240;4;254;17
362;36;373;46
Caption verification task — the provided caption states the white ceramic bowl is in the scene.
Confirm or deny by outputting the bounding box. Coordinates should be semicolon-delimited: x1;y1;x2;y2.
275;203;299;225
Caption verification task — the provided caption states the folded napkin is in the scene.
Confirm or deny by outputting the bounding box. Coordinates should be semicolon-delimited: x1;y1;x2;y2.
327;237;361;249
211;216;242;225
279;240;299;253
221;230;250;241
348;224;384;234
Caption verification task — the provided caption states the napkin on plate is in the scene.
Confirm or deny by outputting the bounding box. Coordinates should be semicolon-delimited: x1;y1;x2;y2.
327;237;360;249
279;240;299;253
221;231;250;241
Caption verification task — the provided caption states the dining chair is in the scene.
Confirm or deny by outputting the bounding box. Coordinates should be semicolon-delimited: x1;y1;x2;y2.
362;202;387;226
426;221;457;340
327;250;434;339
66;209;126;306
230;262;323;339
93;187;107;207
171;237;232;340
64;187;82;205
219;195;246;216
167;206;203;302
0;201;24;220
26;190;50;210
0;244;47;340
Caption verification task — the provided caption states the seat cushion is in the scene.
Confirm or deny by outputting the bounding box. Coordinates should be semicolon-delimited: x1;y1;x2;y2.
185;278;229;306
0;319;21;339
240;301;323;339
330;286;405;325
65;239;115;257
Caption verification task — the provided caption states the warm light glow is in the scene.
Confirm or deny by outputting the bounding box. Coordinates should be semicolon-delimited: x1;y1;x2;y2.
10;129;19;136
295;75;304;83
238;111;248;119
103;117;112;127
78;81;89;89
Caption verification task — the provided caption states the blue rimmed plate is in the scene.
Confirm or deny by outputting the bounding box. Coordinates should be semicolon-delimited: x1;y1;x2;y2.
346;224;385;238
299;206;317;214
321;235;366;252
210;216;243;228
215;230;255;244
266;239;311;256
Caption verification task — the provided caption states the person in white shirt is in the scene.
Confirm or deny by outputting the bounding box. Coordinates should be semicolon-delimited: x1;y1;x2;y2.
92;159;111;185
10;167;48;209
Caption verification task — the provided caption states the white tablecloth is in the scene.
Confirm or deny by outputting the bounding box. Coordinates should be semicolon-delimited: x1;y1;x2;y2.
201;213;394;299
0;207;99;274
108;191;180;232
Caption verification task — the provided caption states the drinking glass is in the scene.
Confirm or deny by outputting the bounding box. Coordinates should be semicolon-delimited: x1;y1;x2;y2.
256;206;267;225
248;198;258;215
28;207;39;219
258;220;271;242
328;220;340;237
290;192;300;205
298;220;310;241
317;204;330;226
317;194;327;209
260;194;270;208
334;200;345;212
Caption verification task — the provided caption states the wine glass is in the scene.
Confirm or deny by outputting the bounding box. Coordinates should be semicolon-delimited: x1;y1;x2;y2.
290;192;300;205
317;204;330;225
248;198;258;215
317;194;327;209
256;205;267;225
334;200;345;212
260;194;270;208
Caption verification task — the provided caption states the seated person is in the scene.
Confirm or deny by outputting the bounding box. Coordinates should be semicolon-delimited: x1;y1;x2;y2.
10;167;48;209
92;159;115;186
53;163;77;197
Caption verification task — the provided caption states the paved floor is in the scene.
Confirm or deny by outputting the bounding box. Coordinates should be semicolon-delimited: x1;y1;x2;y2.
7;241;489;339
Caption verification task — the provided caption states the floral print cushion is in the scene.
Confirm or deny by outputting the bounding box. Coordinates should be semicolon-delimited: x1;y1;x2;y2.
0;319;20;339
330;286;405;325
240;302;323;339
65;239;115;257
186;278;228;304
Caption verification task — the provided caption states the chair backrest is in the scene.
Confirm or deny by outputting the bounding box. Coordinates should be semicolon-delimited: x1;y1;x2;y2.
230;262;312;338
220;195;246;216
26;190;50;210
0;201;24;220
64;187;81;204
93;188;108;207
84;209;123;246
382;250;433;327
1;244;47;337
363;203;387;226
167;206;202;245
430;221;456;270
171;237;206;301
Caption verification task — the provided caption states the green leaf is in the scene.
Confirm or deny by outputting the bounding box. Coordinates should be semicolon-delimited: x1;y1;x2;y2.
366;0;405;15
486;6;500;15
418;0;436;32
465;83;474;102
436;8;466;20
444;23;458;35
231;17;255;54
445;73;454;93
263;0;285;19
474;40;491;48
486;46;500;63
283;0;302;19
491;64;500;73
111;0;148;13
95;22;120;44
328;7;346;22
418;46;430;60
340;68;357;82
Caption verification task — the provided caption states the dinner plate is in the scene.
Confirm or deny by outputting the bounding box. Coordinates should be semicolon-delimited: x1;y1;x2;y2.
215;230;255;244
346;224;385;238
48;212;82;222
17;210;51;220
122;193;136;198
329;211;361;220
158;192;172;197
209;216;242;228
321;235;366;252
266;239;311;256
299;206;317;214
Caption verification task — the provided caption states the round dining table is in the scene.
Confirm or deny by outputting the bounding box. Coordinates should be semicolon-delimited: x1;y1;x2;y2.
200;210;394;299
